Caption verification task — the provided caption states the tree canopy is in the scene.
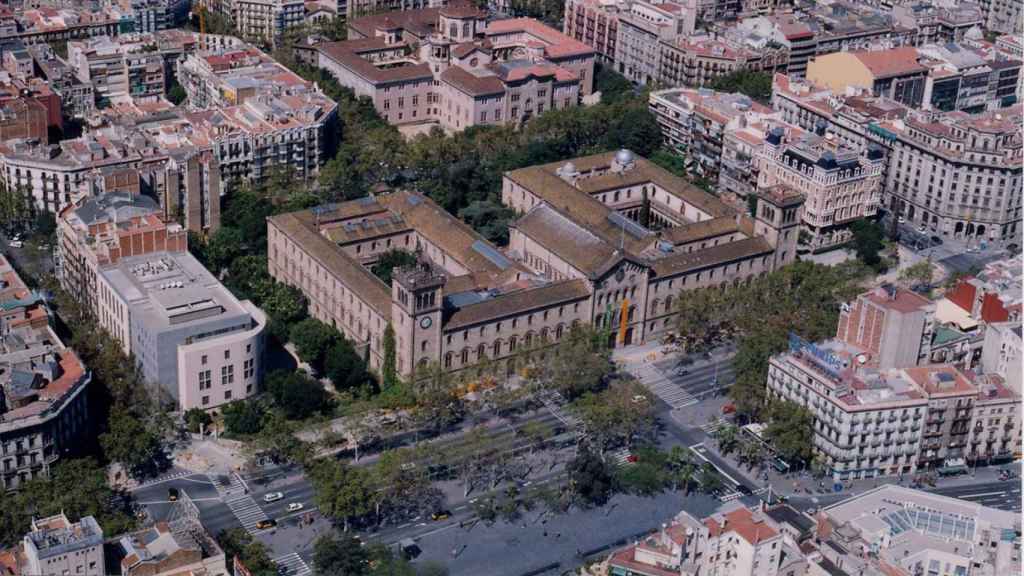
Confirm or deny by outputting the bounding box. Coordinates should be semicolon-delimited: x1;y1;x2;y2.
708;71;773;104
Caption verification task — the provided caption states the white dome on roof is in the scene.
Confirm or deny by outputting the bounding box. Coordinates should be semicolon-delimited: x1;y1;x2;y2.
615;149;635;165
562;161;576;172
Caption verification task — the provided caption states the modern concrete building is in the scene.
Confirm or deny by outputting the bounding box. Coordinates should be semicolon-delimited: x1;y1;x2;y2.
981;322;1022;394
836;285;935;369
313;8;594;132
23;514;104;576
95;251;266;410
817;485;1022;576
57;192;189;320
0;255;92;491
68;35;166;108
269;150;803;380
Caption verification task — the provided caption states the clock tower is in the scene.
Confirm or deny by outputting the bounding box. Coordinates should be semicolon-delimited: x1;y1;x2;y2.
391;260;446;379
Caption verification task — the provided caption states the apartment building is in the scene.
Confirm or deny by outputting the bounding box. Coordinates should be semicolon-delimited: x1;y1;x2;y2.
23;514;104;576
807;48;928;109
115;521;228;576
68;35;166;107
608;505;804;576
111;0;190;33
614;0;696;85
877;105;1022;243
563;0;620;63
917;43;1021;113
0;6;124;45
234;0;304;44
57;192;189;318
649;87;779;181
345;0;448;19
982;322;1022;394
756;125;885;251
0;256;92;491
315;8;593;132
0;98;48;144
657;35;788;88
95;250;266;410
818;485;1022;576
836;285;935;369
269;150;802;379
27;43;96;119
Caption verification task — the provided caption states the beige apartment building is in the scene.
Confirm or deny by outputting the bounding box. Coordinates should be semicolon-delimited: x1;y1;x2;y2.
233;0;304;44
314;7;593;132
876;106;1023;243
757;126;885;251
269;150;803;379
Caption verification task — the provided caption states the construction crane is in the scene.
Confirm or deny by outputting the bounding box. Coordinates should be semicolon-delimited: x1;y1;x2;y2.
191;3;207;51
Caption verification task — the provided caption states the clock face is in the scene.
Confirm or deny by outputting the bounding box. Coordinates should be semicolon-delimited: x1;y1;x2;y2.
420;316;433;329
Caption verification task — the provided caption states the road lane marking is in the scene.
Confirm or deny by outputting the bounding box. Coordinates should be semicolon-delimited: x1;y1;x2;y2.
960;491;1005;498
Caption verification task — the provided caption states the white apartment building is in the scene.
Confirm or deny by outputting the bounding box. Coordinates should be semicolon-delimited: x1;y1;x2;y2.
234;0;304;44
614;0;697;85
982;322;1022;394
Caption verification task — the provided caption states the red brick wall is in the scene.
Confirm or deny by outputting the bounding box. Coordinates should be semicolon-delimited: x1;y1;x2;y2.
946;280;976;314
980;293;1009;323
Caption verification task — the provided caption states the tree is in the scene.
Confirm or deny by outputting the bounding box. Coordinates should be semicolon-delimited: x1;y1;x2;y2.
572;379;655;454
0;181;29;234
593;63;635;105
567;443;615;507
310;459;372;531
382;324;398;391
167;83;187;105
764;400;814;464
265;370;333;420
184;408;212;434
254;413;312;465
289;317;339;372
205;226;246;273
222;400;265;436
535;326;612;400
899;260;934;288
849;219;886;271
217;528;276;576
0;459;135;547
371;249;418;286
325;339;372;392
458;201;515;245
698;462;722;494
708;71;773;104
713;424;740;456
313;533;369;576
100;407;165;479
649;148;686;178
31;212;56;242
521;420;554;455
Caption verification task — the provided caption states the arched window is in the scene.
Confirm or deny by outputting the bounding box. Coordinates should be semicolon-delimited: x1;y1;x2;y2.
477;344;486;359
664;295;673;312
492;340;502;357
540;327;550;343
650;299;660;314
555;324;564;340
461;348;469;364
444;352;453;369
509;336;518;352
525;331;534;348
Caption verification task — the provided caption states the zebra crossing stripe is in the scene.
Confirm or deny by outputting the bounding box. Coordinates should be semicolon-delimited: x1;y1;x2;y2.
274;553;312;576
226;495;270;534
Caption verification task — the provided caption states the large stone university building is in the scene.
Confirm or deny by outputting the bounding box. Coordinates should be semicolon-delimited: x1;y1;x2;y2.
268;151;803;378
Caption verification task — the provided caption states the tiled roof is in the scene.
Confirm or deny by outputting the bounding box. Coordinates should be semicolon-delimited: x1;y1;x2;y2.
705;508;779;546
853;47;925;78
439;66;505;96
445;279;590;330
317;39;434;85
485;18;595;59
268;211;393;316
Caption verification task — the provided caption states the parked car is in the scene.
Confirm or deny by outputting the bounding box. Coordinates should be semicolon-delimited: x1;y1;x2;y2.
930;235;943;245
287;503;303;512
264;492;284;503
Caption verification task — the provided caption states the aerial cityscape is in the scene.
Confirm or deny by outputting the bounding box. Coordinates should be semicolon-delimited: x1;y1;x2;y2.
0;0;1019;574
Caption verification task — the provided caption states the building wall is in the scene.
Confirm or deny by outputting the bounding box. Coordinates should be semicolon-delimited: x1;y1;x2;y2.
981;322;1022;394
177;302;266;411
805;54;875;95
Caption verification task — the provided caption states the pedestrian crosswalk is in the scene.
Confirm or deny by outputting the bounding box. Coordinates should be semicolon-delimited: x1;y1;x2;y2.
700;419;726;435
611;448;633;467
133;469;195;490
626;362;698;409
540;391;582;431
225;495;270;534
211;472;247;499
274;553;312;576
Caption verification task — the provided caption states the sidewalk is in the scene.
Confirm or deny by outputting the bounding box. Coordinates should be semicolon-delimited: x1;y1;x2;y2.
701;434;1021;500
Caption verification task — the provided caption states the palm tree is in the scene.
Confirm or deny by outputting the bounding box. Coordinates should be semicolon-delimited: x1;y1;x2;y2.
677;462;697;496
715;424;739;456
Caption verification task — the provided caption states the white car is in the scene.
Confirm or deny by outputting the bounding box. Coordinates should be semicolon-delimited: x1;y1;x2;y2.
263;492;284;503
287;502;304;512
8;240;22;248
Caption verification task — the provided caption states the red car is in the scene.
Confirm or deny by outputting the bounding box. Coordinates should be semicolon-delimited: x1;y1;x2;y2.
626;454;639;463
721;404;736;415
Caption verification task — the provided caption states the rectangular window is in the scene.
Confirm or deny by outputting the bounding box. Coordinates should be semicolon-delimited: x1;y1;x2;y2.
221;365;235;385
199;370;211;390
224;349;230;360
202;395;210;406
201;354;208;365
